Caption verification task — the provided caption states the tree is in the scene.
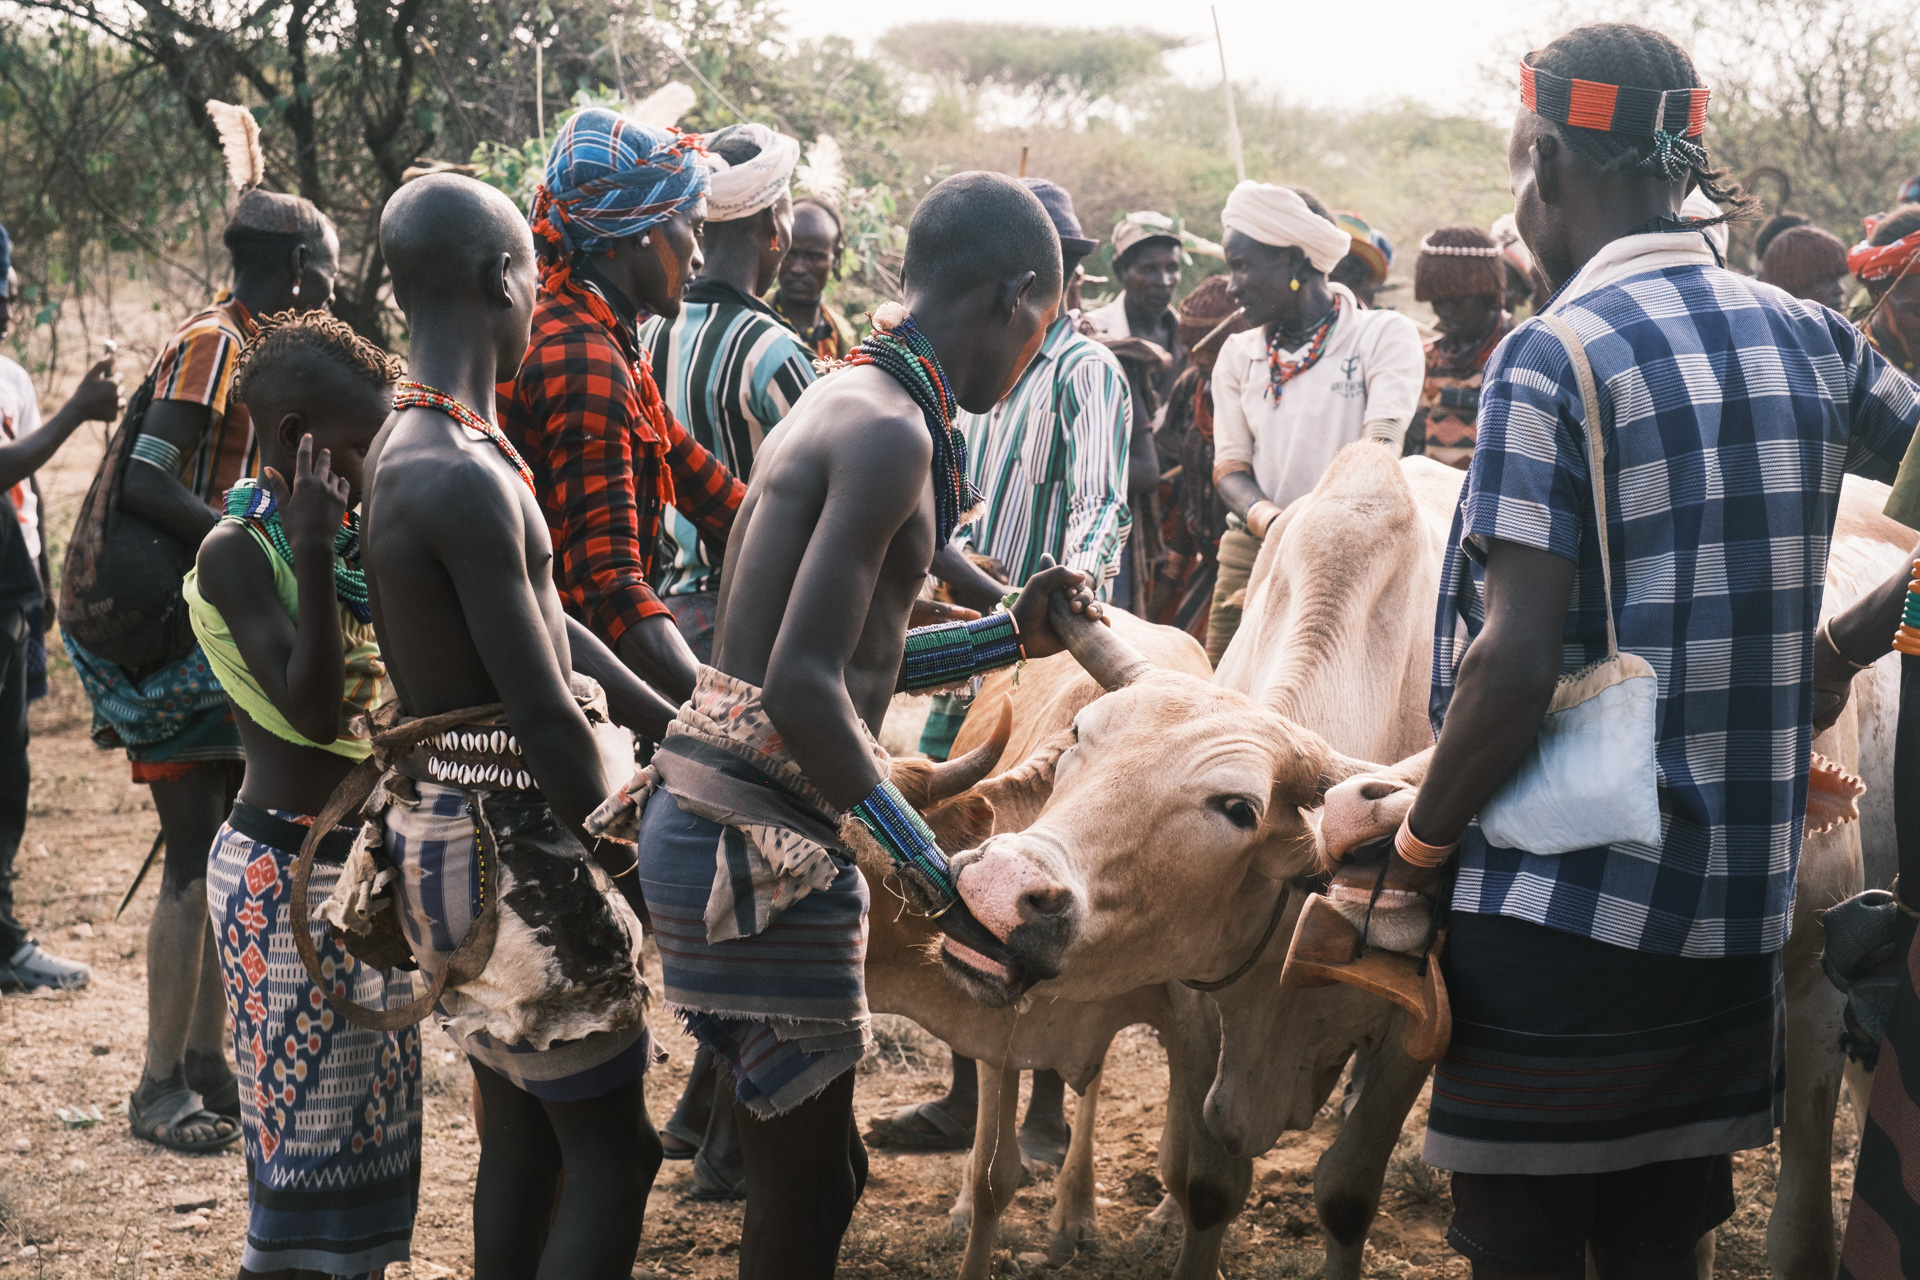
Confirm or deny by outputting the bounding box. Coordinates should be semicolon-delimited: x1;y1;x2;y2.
879;23;1185;127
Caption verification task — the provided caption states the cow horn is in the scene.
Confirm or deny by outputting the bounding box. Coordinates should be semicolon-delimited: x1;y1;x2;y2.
1047;590;1153;691
923;698;1014;804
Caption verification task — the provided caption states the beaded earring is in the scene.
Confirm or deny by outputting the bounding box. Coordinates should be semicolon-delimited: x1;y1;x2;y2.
292;282;301;300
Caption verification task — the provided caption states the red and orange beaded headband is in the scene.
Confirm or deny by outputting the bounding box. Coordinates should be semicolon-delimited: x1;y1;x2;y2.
1519;52;1709;139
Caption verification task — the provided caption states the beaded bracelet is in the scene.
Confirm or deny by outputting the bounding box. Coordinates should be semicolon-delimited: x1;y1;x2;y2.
1894;560;1920;656
850;778;958;914
900;611;1024;693
1393;816;1458;869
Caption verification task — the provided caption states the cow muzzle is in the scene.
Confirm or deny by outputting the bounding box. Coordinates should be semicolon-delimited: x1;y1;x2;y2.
941;832;1083;1006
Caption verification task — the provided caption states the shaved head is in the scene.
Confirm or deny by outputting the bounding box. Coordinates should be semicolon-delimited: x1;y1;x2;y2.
903;171;1062;299
381;174;534;315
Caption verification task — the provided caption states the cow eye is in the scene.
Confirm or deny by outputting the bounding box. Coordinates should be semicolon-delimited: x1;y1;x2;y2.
1222;798;1259;830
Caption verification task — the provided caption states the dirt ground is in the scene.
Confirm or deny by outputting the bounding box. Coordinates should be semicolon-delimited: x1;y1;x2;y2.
0;664;1863;1279
0;284;1863;1279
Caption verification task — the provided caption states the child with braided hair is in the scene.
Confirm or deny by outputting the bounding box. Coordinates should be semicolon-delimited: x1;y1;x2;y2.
185;309;420;1279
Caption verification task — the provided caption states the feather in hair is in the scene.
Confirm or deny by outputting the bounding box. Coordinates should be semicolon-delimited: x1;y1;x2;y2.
207;100;264;192
628;82;697;129
795;135;846;204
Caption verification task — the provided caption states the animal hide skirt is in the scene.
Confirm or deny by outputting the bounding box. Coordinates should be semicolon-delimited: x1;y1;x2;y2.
636;786;871;1118
1424;910;1782;1176
382;780;652;1101
207;802;422;1277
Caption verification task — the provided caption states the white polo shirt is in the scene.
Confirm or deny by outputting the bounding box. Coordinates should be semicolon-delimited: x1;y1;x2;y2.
1211;284;1424;509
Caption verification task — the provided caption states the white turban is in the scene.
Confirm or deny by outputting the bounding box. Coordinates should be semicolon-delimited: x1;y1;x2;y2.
702;123;801;223
1219;181;1352;274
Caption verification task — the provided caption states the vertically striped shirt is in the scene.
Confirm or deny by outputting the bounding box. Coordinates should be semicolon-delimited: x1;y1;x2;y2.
955;315;1133;593
143;291;259;503
641;280;816;599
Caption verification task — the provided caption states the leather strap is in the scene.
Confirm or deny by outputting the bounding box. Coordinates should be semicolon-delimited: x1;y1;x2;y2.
288;703;508;1032
1537;312;1621;659
1181;879;1294;992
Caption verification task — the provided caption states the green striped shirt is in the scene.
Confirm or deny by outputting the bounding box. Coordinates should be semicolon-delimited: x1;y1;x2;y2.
957;315;1133;592
641;279;816;599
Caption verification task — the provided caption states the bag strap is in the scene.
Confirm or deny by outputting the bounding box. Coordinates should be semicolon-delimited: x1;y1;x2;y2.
1535;313;1620;660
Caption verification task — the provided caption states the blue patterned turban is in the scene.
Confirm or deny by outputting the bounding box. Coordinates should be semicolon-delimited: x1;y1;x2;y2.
530;108;710;288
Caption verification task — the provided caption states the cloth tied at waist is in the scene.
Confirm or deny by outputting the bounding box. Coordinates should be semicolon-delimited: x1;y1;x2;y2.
589;664;891;943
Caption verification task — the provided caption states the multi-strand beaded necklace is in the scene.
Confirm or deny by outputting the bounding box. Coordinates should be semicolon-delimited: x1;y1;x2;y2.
1265;298;1342;402
394;380;537;496
225;479;371;623
844;311;981;545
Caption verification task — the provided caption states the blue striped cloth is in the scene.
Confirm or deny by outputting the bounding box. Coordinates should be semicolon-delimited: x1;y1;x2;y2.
1432;234;1920;957
637;789;871;1117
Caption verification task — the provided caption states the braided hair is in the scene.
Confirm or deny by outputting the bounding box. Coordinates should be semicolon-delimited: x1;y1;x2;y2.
1530;24;1752;223
233;309;404;409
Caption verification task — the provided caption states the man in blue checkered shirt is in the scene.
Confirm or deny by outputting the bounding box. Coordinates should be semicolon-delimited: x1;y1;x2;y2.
1349;23;1920;1275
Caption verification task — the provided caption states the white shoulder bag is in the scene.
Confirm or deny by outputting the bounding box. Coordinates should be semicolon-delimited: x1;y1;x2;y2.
1475;313;1664;855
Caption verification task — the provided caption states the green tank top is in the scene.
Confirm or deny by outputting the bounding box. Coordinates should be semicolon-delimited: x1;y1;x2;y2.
184;517;384;759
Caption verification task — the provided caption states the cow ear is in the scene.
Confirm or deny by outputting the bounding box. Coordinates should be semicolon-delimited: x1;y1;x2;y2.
923;793;997;851
1250;802;1315;880
971;733;1068;832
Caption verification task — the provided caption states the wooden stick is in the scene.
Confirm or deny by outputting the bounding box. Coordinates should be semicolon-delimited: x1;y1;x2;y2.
1018;146;1029;178
1212;7;1246;183
115;830;165;920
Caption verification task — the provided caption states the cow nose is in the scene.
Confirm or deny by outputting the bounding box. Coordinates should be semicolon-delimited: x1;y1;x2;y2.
1020;882;1073;922
1358;778;1404;801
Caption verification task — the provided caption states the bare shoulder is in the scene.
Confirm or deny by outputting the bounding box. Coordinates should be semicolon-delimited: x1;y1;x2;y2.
374;410;523;517
772;365;933;474
194;519;273;611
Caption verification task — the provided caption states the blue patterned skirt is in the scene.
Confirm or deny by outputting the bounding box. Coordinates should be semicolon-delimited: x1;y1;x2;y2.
208;801;422;1278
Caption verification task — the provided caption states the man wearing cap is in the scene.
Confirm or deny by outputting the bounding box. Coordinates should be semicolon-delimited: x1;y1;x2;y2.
0;231;123;995
1085;211;1192;401
1206;181;1424;659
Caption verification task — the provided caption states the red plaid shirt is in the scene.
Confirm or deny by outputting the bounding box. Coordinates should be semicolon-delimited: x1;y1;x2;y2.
501;282;745;643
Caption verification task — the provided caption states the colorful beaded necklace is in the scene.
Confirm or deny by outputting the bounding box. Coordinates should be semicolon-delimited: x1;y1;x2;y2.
844;311;981;545
394;380;537;495
225;479;371;623
1265;298;1341;402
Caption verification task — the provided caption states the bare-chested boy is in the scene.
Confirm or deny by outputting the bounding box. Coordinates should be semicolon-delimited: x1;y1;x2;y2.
612;171;1100;1278
359;173;677;1280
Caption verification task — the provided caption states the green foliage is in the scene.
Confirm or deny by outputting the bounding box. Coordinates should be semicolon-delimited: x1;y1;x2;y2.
882;22;1183;98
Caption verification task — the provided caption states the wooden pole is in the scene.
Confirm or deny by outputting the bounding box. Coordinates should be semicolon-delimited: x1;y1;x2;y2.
1212;6;1246;183
1018;145;1029;178
535;41;545;139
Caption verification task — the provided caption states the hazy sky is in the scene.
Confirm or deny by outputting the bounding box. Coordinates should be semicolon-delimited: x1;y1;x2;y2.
772;0;1561;117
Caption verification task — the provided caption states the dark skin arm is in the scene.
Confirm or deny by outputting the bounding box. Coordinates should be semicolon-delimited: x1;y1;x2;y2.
194;437;350;744
1405;539;1575;853
0;356;121;491
930;542;1011;613
568;616;678;741
1812;540;1919;733
612;613;700;708
121;398;222;546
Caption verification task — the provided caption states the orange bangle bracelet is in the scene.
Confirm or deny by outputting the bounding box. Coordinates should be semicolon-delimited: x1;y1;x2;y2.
1394;816;1458;868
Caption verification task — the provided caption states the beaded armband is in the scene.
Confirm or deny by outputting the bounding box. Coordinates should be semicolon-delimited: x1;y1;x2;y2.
900;611;1023;693
1895;560;1920;656
129;433;184;475
849;778;959;915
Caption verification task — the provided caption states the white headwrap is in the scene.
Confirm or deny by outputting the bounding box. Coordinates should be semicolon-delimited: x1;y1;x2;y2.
1219;181;1352;274
702;123;802;223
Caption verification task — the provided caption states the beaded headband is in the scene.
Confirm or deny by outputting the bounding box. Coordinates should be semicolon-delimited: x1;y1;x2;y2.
1519;52;1709;139
1417;234;1503;258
